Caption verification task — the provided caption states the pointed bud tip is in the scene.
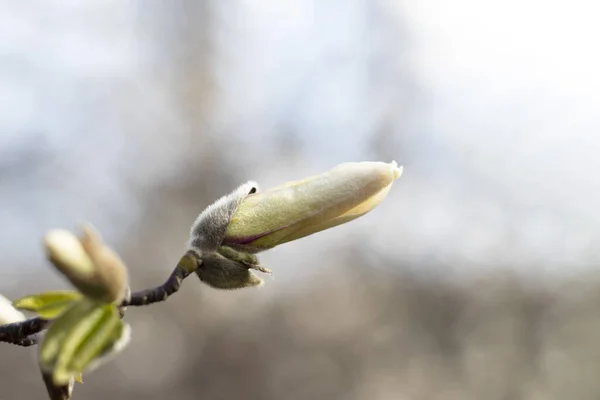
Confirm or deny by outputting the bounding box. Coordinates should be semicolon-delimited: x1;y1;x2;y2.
389;160;403;180
79;222;104;244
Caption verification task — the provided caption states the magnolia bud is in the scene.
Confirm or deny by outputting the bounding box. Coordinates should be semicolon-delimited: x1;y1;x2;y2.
44;224;129;304
0;294;26;325
224;161;402;253
187;161;401;289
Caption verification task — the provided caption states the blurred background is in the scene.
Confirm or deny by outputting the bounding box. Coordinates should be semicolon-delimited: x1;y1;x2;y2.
2;0;600;399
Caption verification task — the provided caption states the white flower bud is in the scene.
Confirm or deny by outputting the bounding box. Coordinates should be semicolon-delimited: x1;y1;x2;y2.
0;294;26;325
223;161;402;253
187;161;402;289
44;224;129;304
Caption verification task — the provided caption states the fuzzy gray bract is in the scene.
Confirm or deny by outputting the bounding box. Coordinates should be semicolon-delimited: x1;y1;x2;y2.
188;181;258;254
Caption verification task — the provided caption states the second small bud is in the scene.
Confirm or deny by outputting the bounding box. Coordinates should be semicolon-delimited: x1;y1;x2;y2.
44;224;129;304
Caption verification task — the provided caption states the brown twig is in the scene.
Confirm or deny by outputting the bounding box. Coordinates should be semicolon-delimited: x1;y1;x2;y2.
0;261;194;346
123;261;192;306
0;317;49;345
42;371;74;400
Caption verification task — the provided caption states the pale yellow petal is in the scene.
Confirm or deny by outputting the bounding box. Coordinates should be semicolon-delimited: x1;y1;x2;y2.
225;161;402;250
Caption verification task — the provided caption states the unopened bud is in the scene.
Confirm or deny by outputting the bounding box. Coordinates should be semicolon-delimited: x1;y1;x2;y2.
187;161;401;289
44;224;129;304
224;161;402;253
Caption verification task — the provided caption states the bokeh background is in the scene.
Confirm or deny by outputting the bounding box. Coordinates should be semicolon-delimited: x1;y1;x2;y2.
2;1;600;399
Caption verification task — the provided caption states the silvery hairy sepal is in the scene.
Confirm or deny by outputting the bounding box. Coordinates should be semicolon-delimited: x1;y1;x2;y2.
188;181;259;254
187;161;402;290
188;182;268;289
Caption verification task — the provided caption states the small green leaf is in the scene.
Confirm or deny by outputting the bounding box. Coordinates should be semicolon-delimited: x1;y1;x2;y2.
53;305;114;384
13;291;83;319
39;299;98;374
63;305;122;374
39;299;130;386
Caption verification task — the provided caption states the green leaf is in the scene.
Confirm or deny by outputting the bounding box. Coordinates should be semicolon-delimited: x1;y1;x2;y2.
39;299;98;374
39;299;130;386
13;291;83;319
61;306;122;373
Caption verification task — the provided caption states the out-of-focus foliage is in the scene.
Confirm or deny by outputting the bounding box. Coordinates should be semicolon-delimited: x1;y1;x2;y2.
12;290;82;319
39;299;129;386
43;225;129;304
18;224;134;393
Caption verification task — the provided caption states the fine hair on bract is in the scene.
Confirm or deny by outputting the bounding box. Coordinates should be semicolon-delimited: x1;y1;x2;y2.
188;181;258;256
187;181;265;290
